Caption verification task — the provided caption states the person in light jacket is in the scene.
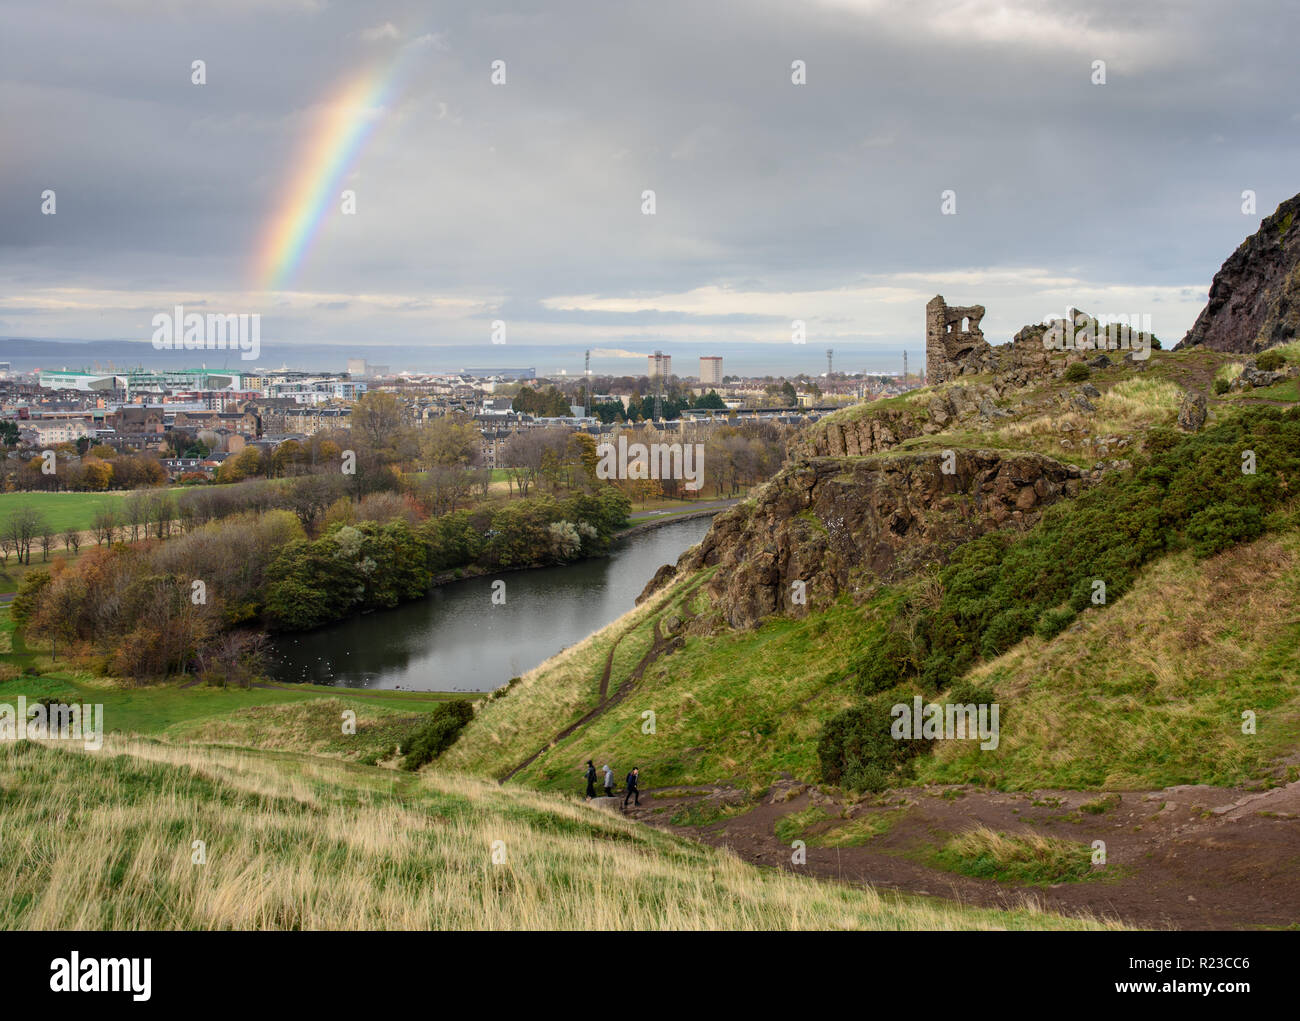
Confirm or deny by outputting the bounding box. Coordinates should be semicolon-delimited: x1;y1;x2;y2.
602;763;615;798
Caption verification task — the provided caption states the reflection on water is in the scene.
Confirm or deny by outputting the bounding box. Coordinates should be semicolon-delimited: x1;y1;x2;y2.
268;516;712;692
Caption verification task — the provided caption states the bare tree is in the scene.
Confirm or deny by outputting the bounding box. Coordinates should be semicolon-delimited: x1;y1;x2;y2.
3;506;42;564
123;489;148;542
196;631;270;689
91;507;118;546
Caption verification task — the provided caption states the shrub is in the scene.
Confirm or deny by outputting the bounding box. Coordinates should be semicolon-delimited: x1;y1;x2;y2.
946;678;997;708
855;627;915;696
817;694;929;791
1186;503;1264;558
979;607;1037;659
1064;362;1091;382
1213;377;1231;396
1036;607;1074;640
1256;349;1287;372
400;699;476;771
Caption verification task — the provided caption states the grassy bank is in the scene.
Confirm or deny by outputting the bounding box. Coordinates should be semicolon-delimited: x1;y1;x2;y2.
0;737;1120;929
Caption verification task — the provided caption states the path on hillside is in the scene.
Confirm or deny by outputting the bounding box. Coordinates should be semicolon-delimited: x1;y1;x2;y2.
501;612;686;783
617;776;1300;931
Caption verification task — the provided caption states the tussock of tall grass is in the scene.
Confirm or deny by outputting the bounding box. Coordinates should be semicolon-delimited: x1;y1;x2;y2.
1093;377;1183;430
0;737;1120;930
934;827;1095;884
1216;362;1245;384
1269;340;1300;363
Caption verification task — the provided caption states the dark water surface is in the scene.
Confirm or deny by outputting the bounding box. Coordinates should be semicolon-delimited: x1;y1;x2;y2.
268;516;712;691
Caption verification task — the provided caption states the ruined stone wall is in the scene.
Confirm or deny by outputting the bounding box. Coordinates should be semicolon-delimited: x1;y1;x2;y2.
926;296;1092;385
926;295;993;383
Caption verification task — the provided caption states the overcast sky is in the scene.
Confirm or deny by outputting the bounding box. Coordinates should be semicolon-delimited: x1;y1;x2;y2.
2;0;1298;374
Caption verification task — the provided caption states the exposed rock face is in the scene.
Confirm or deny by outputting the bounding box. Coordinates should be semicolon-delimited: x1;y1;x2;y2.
795;383;1012;459
658;450;1090;629
636;562;679;604
1177;193;1300;353
796;406;926;458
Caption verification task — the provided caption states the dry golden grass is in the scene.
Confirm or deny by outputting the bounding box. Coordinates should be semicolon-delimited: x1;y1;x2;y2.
935;827;1095;884
1092;377;1183;431
0;736;1122;930
990;377;1182;461
1216;362;1246;384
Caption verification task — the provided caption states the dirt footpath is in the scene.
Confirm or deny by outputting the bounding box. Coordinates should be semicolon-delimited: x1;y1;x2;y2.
620;777;1300;930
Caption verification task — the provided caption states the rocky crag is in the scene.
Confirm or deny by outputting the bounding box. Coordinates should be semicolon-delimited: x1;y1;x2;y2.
641;449;1094;629
1177;192;1300;353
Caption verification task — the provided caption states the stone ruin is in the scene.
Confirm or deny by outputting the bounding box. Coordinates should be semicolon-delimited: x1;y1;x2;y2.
925;294;1095;387
925;295;993;383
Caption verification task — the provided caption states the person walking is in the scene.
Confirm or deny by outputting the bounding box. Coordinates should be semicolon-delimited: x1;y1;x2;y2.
584;760;598;799
623;766;640;808
602;763;615;798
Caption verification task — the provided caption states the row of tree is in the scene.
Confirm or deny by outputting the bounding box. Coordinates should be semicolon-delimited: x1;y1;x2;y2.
5;448;169;492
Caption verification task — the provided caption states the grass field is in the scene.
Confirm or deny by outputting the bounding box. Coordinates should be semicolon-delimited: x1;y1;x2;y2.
0;490;135;533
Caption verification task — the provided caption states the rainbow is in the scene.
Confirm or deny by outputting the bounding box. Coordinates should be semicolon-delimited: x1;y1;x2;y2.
255;44;419;291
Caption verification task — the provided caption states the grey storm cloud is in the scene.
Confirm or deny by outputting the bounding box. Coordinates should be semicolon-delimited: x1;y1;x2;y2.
1;0;1298;362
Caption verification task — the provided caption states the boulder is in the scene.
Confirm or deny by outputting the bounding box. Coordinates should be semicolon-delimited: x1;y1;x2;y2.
1177;391;1208;432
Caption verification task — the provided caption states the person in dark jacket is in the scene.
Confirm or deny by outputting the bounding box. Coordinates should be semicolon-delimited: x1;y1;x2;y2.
584;760;598;799
623;766;640;807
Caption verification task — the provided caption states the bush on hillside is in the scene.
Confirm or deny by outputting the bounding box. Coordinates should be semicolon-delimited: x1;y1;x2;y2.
817;694;929;792
1036;607;1074;640
1064;362;1091;382
1186;502;1264;558
400;699;476;771
1256;349;1287;372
